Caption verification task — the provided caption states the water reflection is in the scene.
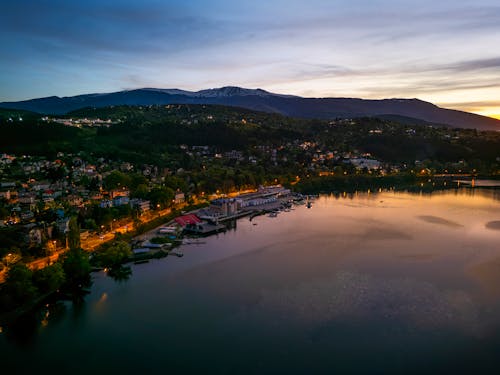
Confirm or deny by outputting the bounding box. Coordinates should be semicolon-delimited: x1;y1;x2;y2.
2;301;68;347
417;215;463;228
107;265;132;281
255;271;482;336
486;221;500;230
1;188;500;373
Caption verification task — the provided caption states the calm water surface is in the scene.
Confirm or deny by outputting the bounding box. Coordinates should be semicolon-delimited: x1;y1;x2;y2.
2;189;500;374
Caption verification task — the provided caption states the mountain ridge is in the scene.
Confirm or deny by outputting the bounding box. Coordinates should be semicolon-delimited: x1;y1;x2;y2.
1;86;498;130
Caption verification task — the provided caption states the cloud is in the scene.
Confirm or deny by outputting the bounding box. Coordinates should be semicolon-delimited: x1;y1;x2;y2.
1;0;500;103
439;57;500;73
436;100;500;113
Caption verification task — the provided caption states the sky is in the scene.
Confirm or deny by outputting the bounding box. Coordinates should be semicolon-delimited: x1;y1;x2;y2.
1;0;499;118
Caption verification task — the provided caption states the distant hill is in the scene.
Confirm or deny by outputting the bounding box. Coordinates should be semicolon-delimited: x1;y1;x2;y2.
1;86;499;131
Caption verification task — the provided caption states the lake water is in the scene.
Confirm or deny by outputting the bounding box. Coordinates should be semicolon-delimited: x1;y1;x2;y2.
2;189;500;374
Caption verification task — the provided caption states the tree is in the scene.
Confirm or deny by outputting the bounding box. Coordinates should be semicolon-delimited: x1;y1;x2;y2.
0;201;9;220
67;216;81;251
104;170;131;190
3;263;37;307
83;218;98;231
32;263;65;294
62;248;91;290
164;175;188;192
148;186;174;209
62;216;91;289
130;174;148;190
98;241;132;268
131;183;149;199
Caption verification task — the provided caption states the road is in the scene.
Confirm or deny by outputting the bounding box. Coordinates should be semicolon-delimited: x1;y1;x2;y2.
0;207;176;282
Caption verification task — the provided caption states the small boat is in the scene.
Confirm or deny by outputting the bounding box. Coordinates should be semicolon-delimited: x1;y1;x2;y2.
182;238;206;245
268;212;278;218
158;226;178;234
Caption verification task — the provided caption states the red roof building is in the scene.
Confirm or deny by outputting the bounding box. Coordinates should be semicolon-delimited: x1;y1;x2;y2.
174;214;202;227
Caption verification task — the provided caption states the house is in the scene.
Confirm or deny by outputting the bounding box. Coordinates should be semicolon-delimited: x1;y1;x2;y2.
120;162;133;172
80;230;90;240
20;211;35;221
174;192;185;204
0;190;11;200
65;194;83;207
42;189;55;200
0;182;16;188
130;199;150;212
23;223;43;246
100;199;113;208
113;196;130;206
224;150;244;161
110;188;130;199
32;181;51;191
18;194;37;210
56;217;70;234
90;193;104;201
349;158;381;170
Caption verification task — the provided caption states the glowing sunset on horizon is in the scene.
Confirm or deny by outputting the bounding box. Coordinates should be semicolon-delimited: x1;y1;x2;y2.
1;0;499;119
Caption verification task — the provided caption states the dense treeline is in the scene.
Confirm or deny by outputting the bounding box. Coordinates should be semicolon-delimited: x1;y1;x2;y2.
1;105;500;171
294;174;422;194
0;122;82;156
0;218;91;317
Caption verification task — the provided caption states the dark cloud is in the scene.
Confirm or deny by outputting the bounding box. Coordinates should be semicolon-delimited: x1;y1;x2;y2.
281;57;500;88
358;80;500;99
0;0;500;102
436;100;500;113
440;100;500;108
0;1;230;56
444;57;500;73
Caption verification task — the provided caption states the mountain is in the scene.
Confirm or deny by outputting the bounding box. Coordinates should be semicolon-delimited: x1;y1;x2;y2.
1;86;499;130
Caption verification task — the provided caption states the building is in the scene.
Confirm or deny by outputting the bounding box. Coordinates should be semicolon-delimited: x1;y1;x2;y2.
174;214;225;235
349;158;381;170
113;196;130;206
174;192;185;204
0;182;16;188
57;217;70;234
209;198;240;217
174;214;202;227
0;190;11;200
131;199;151;212
100;199;113;208
20;211;34;221
224;150;244;161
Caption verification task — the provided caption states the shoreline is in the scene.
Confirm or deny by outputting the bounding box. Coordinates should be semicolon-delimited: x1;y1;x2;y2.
2;186;500;329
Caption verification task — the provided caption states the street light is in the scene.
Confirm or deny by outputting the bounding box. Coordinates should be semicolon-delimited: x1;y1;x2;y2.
4;253;12;267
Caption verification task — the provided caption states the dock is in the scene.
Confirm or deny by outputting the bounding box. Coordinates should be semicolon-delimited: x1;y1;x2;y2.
183;222;226;236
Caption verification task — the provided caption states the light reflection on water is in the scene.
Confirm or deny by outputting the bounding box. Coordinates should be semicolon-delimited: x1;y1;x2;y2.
2;188;500;374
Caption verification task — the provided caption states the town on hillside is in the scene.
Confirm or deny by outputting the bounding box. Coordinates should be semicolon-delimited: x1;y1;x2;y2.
1;105;500;277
